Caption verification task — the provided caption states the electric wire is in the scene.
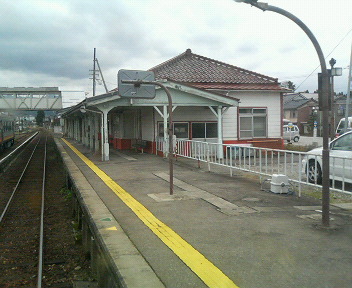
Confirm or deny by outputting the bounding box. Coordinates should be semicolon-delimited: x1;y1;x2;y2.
295;27;352;91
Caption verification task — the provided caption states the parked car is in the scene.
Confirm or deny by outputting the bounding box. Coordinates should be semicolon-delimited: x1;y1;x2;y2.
283;124;300;142
335;116;352;137
302;131;352;184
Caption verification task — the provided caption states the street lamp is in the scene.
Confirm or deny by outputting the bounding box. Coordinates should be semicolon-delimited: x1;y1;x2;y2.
329;58;343;139
118;70;174;195
234;0;331;227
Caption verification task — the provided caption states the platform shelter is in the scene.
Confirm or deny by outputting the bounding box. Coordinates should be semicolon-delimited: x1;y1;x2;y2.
61;80;239;161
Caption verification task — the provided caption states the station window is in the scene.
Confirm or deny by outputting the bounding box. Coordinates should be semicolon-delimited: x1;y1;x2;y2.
158;122;189;139
239;108;267;139
191;122;217;139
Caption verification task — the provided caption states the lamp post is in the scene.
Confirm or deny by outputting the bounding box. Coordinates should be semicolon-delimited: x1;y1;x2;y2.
118;70;174;195
344;42;352;134
234;0;331;227
329;58;343;139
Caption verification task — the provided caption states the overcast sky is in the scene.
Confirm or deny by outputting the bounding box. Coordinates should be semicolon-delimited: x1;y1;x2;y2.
1;0;351;107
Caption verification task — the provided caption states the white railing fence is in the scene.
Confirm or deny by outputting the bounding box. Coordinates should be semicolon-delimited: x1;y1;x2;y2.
156;138;352;196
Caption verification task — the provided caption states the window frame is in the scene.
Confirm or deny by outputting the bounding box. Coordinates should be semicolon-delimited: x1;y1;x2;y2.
157;121;218;140
238;107;268;139
191;122;218;140
158;122;189;139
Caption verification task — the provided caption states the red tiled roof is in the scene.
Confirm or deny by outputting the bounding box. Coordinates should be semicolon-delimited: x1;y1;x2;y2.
184;83;283;91
149;49;282;91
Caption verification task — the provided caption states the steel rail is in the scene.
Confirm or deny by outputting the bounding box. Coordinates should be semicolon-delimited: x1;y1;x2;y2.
0;131;39;166
37;136;47;288
0;134;41;223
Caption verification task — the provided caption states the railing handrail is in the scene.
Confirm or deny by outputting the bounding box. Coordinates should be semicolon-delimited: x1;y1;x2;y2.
157;138;352;196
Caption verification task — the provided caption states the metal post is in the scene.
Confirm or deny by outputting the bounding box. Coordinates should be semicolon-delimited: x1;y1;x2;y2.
150;82;174;195
164;86;174;195
242;1;331;226
120;80;174;195
163;105;168;155
93;48;96;97
329;58;336;139
344;41;352;133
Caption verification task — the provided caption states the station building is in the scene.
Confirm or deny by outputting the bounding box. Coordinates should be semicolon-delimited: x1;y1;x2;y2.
61;49;286;161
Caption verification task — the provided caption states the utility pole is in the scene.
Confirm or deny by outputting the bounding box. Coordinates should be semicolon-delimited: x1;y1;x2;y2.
89;48;109;96
92;48;96;97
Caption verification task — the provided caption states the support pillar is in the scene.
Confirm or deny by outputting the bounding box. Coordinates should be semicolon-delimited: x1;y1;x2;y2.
217;106;224;159
163;105;168;156
103;111;109;161
89;116;94;150
80;118;84;143
95;114;100;153
209;106;224;159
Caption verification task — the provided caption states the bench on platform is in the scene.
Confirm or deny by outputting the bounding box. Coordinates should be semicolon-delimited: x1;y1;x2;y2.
132;139;148;153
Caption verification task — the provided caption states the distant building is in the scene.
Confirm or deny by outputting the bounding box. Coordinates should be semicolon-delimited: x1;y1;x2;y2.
283;93;318;135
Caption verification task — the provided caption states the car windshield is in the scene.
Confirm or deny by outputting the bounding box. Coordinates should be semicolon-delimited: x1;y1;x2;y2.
331;133;352;151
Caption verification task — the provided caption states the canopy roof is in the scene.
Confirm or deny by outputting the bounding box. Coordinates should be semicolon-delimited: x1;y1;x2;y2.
62;80;239;116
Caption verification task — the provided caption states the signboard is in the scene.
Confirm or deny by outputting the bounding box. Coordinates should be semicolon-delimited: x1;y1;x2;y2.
117;69;156;98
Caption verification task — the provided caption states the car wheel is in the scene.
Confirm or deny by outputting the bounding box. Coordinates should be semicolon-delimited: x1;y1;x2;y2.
293;136;299;142
307;160;322;184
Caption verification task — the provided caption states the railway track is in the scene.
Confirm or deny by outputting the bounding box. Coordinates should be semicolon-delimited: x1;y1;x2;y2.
0;131;47;287
0;131;93;287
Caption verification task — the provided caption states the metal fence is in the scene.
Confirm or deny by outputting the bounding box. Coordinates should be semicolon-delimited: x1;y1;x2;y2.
156;137;352;196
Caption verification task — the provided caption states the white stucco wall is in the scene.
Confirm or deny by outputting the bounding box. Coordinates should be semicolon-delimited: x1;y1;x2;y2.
222;91;282;140
141;91;281;142
108;90;282;143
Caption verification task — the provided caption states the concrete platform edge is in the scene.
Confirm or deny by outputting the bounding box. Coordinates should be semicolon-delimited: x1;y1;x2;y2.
54;138;165;288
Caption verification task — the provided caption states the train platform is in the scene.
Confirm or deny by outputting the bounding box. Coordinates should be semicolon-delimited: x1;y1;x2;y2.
56;137;352;288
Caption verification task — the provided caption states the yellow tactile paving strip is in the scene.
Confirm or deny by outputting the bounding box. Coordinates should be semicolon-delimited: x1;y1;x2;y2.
62;138;239;288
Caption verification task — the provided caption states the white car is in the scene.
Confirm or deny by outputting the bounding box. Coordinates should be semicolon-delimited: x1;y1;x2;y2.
302;131;352;184
283;124;300;142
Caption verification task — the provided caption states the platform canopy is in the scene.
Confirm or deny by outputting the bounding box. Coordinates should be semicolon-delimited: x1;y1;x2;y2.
63;80;239;115
61;80;239;162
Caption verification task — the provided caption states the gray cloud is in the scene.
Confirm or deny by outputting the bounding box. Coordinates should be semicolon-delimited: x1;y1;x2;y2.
0;1;151;81
0;0;350;96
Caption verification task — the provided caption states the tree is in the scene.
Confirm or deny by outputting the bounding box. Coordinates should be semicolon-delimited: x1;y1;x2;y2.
287;81;296;91
36;111;45;127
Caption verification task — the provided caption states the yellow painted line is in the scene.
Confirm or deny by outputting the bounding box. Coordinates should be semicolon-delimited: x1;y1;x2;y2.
105;226;118;231
62;138;239;288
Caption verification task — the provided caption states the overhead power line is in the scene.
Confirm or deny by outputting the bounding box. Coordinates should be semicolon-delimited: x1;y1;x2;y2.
295;27;352;91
